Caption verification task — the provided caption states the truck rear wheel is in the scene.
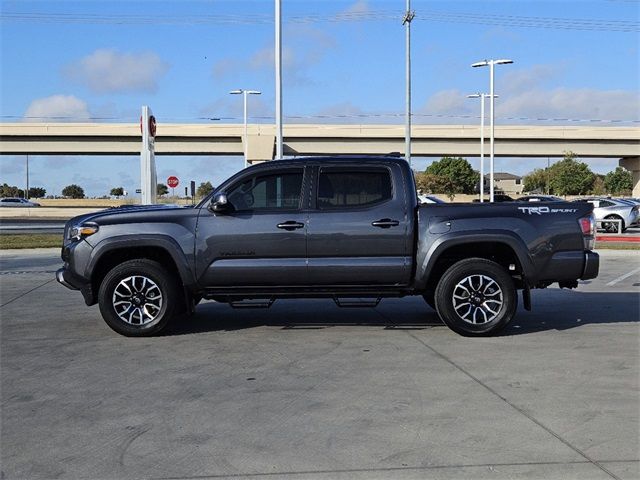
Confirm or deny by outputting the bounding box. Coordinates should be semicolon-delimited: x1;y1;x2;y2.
434;258;517;336
98;259;179;337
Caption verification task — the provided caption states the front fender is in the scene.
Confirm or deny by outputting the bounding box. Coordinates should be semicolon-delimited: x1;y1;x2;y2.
86;234;196;286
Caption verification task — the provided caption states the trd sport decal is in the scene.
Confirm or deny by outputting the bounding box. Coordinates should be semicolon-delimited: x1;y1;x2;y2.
518;206;578;215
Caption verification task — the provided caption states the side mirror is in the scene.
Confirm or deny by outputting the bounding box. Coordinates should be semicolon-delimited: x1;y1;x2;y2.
210;193;230;213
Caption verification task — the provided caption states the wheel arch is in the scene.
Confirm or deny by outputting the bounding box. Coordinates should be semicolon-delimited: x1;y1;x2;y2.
86;235;195;305
418;232;533;292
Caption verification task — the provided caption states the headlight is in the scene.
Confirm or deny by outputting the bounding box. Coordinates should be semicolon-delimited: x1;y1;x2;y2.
69;224;99;241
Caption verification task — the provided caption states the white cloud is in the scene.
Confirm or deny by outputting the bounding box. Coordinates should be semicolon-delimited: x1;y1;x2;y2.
501;64;562;94
65;48;169;94
342;0;370;16
199;95;273;121
421;64;640;124
212;27;335;86
498;87;640;122
24;95;91;121
423;89;469;116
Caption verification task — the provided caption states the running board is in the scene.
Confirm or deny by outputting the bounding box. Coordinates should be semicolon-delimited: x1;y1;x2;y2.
333;297;381;308
229;298;275;309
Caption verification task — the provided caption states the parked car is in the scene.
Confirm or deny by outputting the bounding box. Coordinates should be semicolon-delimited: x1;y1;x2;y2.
616;198;640;206
573;197;639;233
58;156;599;338
0;198;40;207
472;194;514;203
418;194;446;204
516;195;565;202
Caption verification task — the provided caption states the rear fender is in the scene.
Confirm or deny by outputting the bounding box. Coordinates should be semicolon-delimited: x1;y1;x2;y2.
417;231;534;288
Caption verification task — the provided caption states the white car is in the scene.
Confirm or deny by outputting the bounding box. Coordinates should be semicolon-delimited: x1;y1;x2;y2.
0;198;40;207
573;197;639;232
418;194;446;204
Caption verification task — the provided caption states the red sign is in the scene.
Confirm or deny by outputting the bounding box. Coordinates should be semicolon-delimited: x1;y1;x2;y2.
139;115;157;137
167;176;179;188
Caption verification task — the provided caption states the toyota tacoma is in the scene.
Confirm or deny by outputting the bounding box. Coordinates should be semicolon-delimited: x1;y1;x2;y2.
57;156;599;337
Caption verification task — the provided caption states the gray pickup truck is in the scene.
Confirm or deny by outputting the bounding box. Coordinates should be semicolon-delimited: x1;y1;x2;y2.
57;156;599;337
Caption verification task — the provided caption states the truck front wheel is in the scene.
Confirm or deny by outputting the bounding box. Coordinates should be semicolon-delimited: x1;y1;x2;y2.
434;258;517;336
98;259;179;337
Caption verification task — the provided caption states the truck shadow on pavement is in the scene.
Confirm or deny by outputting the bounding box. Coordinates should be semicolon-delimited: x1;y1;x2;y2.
162;291;639;337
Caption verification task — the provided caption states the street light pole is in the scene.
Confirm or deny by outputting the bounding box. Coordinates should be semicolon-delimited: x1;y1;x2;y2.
403;0;415;167
230;89;261;168
471;58;513;202
467;93;498;203
275;0;283;159
489;62;495;202
25;154;29;200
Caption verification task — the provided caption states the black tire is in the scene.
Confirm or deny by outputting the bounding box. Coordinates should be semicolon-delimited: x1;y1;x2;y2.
434;258;517;336
98;259;180;337
422;290;435;310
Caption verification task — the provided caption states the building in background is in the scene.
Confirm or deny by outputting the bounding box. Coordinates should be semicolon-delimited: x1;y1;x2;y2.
486;172;524;196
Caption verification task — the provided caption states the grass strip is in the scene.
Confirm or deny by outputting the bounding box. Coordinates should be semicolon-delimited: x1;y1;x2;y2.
0;234;62;249
595;243;640;250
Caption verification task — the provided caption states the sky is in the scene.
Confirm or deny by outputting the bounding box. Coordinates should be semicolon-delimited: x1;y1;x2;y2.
1;0;639;197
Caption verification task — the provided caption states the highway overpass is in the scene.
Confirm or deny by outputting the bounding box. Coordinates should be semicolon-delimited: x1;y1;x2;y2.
1;122;639;194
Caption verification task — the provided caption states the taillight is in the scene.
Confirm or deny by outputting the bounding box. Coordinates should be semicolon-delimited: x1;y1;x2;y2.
579;214;596;250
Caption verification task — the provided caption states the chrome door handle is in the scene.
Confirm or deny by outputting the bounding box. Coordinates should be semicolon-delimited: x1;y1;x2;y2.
277;221;305;230
371;218;400;228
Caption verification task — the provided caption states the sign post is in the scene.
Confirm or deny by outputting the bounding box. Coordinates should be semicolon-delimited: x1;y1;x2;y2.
140;106;157;204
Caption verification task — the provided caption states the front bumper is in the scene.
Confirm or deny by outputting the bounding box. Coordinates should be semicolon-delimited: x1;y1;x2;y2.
56;267;95;305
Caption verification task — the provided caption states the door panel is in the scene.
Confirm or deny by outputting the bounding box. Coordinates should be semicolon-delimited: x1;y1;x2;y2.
307;165;411;285
196;168;308;287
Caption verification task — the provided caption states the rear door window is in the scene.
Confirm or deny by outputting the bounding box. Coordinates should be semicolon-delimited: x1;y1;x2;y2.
317;169;392;209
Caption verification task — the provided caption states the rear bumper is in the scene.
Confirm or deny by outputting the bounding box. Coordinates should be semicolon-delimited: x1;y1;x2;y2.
581;251;599;280
56;267;95;306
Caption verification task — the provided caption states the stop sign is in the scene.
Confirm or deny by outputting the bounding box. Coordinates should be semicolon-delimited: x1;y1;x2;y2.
167;176;179;188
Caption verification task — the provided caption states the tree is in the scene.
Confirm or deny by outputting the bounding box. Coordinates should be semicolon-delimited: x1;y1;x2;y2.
62;184;85;199
548;151;594;196
0;183;24;198
523;168;549;194
110;187;124;197
157;183;169;196
424;157;479;195
604;167;633;195
28;187;46;198
415;173;456;200
196;181;214;198
591;175;606;195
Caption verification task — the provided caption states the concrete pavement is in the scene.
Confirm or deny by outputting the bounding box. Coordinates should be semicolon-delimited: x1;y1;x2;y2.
1;249;638;480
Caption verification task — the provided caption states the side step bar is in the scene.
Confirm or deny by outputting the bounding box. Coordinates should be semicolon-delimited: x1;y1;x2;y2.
333;297;381;308
225;297;383;309
229;298;275;309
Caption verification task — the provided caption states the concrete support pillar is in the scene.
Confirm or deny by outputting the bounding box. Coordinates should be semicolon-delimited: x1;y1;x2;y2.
619;156;640;197
246;134;276;164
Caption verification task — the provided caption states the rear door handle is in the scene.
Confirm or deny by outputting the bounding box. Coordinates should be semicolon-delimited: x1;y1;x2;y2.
277;221;305;231
371;218;400;228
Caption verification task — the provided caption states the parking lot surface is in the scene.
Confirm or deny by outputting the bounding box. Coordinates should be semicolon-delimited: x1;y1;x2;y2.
1;248;638;480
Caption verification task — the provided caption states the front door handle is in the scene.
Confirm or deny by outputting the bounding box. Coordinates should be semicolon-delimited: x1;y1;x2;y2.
277;221;305;231
371;218;400;229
